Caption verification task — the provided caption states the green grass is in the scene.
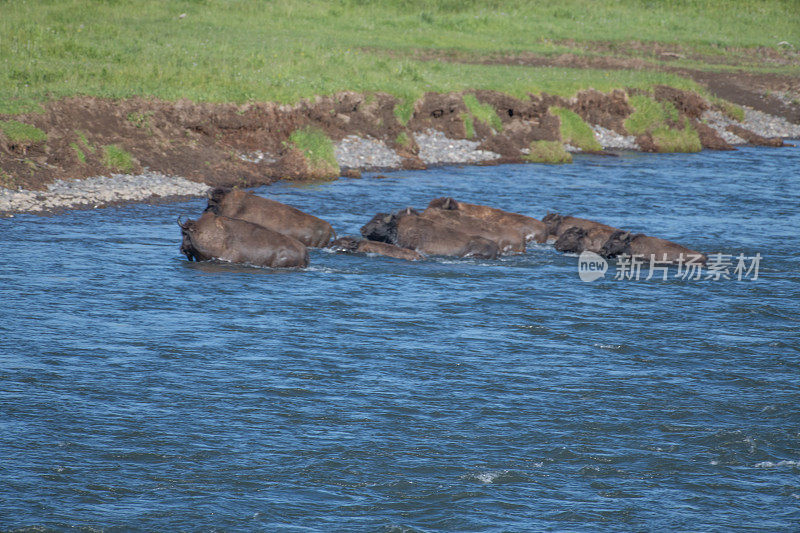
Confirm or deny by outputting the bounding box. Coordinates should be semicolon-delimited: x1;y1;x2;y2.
76;130;95;152
393;97;417;125
524;140;572;164
0;120;47;143
102;144;134;173
624;95;680;135
289;126;339;178
710;96;745;122
652;119;702;153
395;131;411;148
2;0;793;112
70;142;86;163
550;107;601;151
0;170;17;189
463;94;503;132
461;113;476;139
127;111;154;130
624;94;701;151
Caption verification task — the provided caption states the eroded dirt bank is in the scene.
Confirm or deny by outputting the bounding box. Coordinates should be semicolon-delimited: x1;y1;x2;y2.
2;85;795;199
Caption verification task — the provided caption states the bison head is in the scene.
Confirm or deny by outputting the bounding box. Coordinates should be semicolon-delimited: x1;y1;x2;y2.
360;212;398;244
554;226;587;254
177;217;200;261
329;236;360;253
177;217;212;262
205;187;232;214
599;230;634;258
542;213;564;236
427;197;460;210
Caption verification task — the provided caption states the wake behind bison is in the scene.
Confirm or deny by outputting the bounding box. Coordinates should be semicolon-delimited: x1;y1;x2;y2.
177;189;707;270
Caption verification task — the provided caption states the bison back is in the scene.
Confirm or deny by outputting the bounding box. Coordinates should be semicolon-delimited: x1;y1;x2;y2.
421;208;525;253
395;215;497;258
217;190;334;247
193;213;309;268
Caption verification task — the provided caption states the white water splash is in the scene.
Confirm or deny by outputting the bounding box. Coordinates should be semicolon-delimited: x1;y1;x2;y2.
754;460;800;468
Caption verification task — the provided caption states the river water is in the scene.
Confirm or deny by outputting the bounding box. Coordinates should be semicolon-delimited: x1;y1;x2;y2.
1;145;799;531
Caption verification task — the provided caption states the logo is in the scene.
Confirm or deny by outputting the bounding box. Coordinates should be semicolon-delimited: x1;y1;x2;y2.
578;251;608;282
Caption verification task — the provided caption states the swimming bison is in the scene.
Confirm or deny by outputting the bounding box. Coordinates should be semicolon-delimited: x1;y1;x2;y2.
206;188;335;247
360;209;499;259
554;226;618;255
543;213;618;241
179;212;309;268
427;197;547;243
600;230;707;264
329;236;423;261
420;207;525;253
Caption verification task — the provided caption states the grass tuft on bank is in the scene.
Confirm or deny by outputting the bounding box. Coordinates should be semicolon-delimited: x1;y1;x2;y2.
0;120;47;143
524;141;572;164
463;94;503;132
289;127;339;179
652;120;703;153
102;145;134;173
624;95;680;135
625;95;702;152
550;107;601;152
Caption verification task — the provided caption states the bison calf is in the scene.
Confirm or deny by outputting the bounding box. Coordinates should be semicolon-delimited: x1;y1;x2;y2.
330;236;423;261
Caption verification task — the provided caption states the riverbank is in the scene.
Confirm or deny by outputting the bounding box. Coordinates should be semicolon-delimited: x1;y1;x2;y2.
1;87;799;216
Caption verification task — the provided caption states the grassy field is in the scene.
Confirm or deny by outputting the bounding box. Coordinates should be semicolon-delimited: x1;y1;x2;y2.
1;0;798;112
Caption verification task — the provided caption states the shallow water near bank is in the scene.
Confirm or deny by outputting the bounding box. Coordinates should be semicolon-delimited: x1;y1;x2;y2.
1;146;799;531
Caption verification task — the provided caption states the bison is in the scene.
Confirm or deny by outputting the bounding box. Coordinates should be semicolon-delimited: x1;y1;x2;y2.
360;209;499;259
600;230;707;264
206;188;335;247
329;236;423;261
427;197;547;243
420;207;525;253
554;226;618;255
542;213;618;241
179;212;309;268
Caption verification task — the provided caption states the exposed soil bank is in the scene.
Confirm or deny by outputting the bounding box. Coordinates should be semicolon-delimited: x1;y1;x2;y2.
1;85;797;215
400;48;800;124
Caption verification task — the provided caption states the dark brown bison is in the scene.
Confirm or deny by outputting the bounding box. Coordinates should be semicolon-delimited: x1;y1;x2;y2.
360;209;499;259
554;226;618;254
206;188;335;247
329;236;423;261
428;197;547;243
179;212;309;268
600;230;707;264
420;207;525;253
542;213;618;241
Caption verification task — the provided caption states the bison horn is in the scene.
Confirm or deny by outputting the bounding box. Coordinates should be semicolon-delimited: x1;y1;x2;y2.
444;197;455;209
383;214;393;223
177;216;185;228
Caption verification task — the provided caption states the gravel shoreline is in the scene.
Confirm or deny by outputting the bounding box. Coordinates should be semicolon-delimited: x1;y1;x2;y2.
1;105;797;216
0;172;210;216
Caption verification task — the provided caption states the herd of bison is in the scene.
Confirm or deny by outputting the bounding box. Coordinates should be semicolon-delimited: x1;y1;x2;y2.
177;188;706;269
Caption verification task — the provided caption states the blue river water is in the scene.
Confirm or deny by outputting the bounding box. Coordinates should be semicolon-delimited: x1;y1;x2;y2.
1;145;799;531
